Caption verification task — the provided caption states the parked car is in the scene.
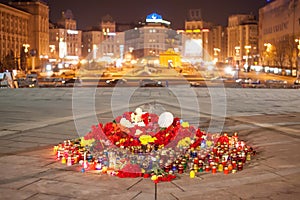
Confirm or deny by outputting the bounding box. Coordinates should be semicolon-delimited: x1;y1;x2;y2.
17;74;39;88
190;81;202;87
105;78;127;85
294;79;300;85
210;76;228;82
53;68;76;77
236;78;261;84
139;79;163;87
265;79;287;88
0;72;12;88
62;78;82;87
38;78;64;87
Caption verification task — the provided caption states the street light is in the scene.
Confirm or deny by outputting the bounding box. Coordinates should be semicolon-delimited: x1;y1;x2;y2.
22;44;30;71
263;43;272;66
235;46;240;65
234;46;241;79
244;45;251;72
213;48;220;63
295;38;300;78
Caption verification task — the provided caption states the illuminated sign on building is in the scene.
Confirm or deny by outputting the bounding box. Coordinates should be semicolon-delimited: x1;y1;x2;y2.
67;30;79;35
146;12;171;25
103;32;116;36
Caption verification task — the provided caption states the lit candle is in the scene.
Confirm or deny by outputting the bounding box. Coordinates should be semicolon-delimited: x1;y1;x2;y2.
190;170;195;178
83;152;88;169
57;151;61;160
218;163;223;172
224;167;229;175
232;161;237;169
240;141;245;150
178;164;184;174
227;163;233;171
237;162;243;171
53;146;58;155
205;165;210;172
212;166;217;174
61;156;66;164
246;152;251;161
67;156;72;166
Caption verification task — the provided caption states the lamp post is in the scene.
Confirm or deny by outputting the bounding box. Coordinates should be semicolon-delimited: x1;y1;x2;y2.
234;46;240;79
213;48;220;63
235;46;240;65
244;45;251;72
23;44;30;72
295;38;300;78
264;43;272;66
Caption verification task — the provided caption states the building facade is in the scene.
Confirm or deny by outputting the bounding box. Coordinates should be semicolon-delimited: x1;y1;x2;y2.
49;10;82;66
0;3;30;71
208;25;227;63
259;0;300;76
227;14;258;67
184;20;212;62
124;13;178;61
82;30;102;59
0;0;49;71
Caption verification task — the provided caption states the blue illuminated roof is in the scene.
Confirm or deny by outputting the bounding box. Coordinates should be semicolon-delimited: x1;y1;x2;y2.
146;13;163;20
145;12;170;25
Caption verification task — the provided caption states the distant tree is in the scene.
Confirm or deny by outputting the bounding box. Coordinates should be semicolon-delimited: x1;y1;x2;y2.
2;50;16;71
285;36;296;70
263;45;276;66
274;40;287;68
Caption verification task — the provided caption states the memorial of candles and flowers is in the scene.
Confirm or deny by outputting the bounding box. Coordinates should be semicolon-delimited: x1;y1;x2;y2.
53;107;255;183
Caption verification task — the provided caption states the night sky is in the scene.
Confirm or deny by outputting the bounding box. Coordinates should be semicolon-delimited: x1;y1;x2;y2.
1;0;268;30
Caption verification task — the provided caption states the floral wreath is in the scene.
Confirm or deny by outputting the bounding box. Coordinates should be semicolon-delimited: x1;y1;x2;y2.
82;107;208;152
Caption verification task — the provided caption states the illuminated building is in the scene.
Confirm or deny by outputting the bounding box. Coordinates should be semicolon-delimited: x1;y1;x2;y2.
98;15;124;58
81;15;125;63
124;13;179;60
259;0;300;76
159;49;181;68
0;0;49;71
82;29;102;59
227;14;258;66
183;10;227;63
49;10;82;66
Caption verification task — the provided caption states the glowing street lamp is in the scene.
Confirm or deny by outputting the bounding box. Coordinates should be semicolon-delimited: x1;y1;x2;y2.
22;44;30;71
23;44;30;53
295;38;300;78
263;43;272;66
213;48;220;63
235;46;240;64
244;45;251;72
295;39;300;56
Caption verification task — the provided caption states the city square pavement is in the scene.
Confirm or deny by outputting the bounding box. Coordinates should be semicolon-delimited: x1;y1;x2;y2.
0;87;299;200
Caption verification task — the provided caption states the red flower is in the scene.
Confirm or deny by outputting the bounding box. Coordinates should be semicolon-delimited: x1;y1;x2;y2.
141;113;150;126
122;112;133;121
172;117;181;126
217;135;229;144
115;116;122;123
149;113;159;123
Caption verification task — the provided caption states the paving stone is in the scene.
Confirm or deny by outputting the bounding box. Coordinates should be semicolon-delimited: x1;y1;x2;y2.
0;188;36;200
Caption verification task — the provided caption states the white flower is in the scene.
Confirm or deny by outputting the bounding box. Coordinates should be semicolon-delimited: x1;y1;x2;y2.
131;107;147;125
120;118;134;128
137;121;146;127
135;107;143;115
135;129;143;136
